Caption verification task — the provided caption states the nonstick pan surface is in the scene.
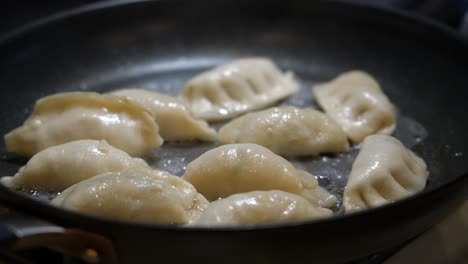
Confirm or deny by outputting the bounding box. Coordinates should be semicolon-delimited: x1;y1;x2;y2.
0;1;467;263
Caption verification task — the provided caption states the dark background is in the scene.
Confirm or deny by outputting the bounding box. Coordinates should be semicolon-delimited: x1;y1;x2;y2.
1;0;468;36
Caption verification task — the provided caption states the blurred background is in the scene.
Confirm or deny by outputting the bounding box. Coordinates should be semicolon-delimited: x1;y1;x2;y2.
1;0;468;36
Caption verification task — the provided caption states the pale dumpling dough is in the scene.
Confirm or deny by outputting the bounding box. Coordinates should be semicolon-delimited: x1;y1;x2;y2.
1;140;148;192
110;89;216;141
4;92;163;157
190;190;332;226
344;135;428;212
182;144;337;208
180;58;299;121
313;71;396;143
218;106;349;156
52;167;209;224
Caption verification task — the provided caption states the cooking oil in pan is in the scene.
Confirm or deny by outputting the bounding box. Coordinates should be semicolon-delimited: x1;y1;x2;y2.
144;85;428;213
3;76;429;214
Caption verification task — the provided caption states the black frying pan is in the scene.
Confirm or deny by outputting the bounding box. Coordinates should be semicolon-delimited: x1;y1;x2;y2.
0;0;467;263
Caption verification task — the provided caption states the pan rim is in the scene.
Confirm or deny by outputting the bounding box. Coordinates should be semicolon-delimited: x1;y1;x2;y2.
0;0;467;231
1;0;467;46
1;171;467;232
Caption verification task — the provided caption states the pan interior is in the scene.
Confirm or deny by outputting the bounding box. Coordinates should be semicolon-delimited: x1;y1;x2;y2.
0;0;467;214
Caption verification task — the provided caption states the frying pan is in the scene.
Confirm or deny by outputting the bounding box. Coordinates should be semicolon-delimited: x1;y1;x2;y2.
0;0;467;263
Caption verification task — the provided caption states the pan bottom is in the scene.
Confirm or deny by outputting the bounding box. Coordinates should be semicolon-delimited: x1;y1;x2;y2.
9;64;428;216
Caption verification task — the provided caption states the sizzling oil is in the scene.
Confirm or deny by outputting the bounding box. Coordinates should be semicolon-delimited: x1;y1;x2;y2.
13;74;428;213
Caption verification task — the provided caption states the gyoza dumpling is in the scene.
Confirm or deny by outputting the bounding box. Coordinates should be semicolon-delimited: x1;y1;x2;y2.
1;140;148;192
190;190;332;226
110;89;216;141
180;58;299;121
182;144;336;208
218;106;349;156
52;167;209;224
344;135;428;212
4;92;163;157
313;71;396;143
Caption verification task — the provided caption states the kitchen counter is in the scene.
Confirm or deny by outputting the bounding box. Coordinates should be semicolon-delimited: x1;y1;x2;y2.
385;201;468;264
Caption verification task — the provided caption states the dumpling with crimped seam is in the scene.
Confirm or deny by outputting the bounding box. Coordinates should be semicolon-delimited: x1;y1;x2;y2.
182;143;337;208
218;106;349;156
180;58;299;121
4;92;163;157
190;190;332;227
344;135;428;213
52;167;209;224
1;140;149;192
110;89;216;141
313;71;396;143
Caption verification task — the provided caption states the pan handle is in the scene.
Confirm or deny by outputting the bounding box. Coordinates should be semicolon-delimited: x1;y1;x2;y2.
0;207;118;264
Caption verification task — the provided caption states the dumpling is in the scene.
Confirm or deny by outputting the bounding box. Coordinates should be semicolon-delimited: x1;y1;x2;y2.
110;89;216;141
1;140;148;192
4;92;163;157
218;106;349;156
182;143;337;208
180;58;299;121
313;71;396;143
190;190;332;226
344;135;428;212
52;167;209;224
